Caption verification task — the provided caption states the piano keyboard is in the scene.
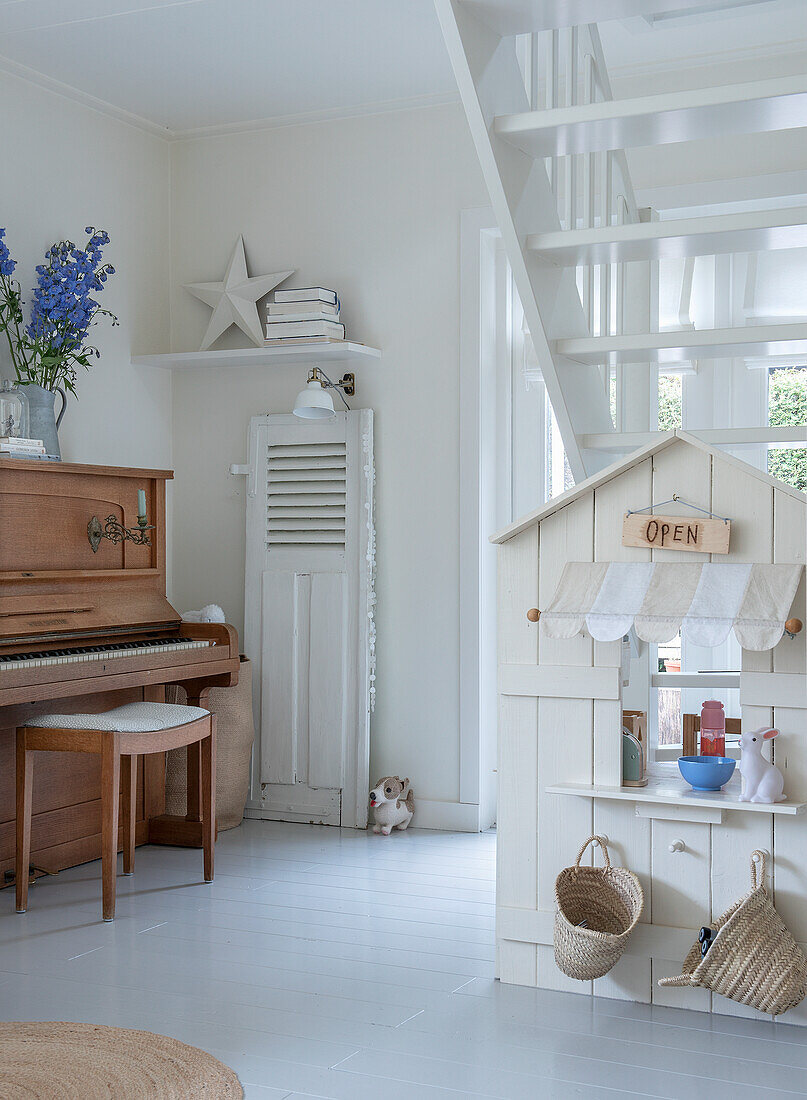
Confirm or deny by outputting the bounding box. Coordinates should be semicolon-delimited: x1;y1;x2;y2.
0;638;214;671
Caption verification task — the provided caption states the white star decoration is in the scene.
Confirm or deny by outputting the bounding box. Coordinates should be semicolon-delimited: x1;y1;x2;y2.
183;236;294;350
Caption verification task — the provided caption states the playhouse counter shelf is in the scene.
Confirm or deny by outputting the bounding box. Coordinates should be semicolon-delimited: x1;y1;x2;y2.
546;776;807;822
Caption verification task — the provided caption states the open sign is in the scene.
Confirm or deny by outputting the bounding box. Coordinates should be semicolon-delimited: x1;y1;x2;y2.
622;512;730;554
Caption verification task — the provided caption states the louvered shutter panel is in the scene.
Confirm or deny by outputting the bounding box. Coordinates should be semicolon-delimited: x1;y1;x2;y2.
244;411;374;828
266;441;347;550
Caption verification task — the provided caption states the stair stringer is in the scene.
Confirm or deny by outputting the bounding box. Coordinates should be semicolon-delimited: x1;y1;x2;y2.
435;0;616;480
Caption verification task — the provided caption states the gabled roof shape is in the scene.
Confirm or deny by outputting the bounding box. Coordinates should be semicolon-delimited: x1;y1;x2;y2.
490;430;806;545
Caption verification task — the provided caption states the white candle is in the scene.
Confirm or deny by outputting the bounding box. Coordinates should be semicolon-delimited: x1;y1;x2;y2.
138;489;146;517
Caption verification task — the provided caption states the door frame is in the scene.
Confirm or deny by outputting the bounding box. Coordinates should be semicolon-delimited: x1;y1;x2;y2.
460;207;502;831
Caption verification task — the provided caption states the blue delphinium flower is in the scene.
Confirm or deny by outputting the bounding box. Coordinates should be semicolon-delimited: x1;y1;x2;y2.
0;228;16;278
0;226;117;394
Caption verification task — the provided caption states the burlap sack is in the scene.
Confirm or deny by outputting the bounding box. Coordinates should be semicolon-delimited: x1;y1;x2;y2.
165;655;254;830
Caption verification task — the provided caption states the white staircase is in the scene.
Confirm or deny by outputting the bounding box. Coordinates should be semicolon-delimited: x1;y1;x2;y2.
434;0;807;479
527;206;807;265
493;73;807;157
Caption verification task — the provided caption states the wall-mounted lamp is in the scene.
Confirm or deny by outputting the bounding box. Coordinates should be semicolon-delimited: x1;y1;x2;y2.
293;367;355;419
87;488;154;553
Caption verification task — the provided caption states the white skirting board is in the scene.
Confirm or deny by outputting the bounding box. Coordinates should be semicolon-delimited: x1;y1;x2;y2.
412;798;484;832
245;797;486;832
244;805;341;826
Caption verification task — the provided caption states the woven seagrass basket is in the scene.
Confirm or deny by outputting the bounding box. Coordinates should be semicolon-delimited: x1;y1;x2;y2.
554;835;644;981
659;850;807;1016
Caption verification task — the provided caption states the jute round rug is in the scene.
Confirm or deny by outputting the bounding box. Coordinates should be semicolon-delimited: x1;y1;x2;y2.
0;1022;243;1099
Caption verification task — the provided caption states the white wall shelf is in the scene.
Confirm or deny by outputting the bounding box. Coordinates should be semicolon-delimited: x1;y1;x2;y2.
546;777;806;819
132;341;381;370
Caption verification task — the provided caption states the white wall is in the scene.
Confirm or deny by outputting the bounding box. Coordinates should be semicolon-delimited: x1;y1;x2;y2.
168;104;488;816
0;71;172;472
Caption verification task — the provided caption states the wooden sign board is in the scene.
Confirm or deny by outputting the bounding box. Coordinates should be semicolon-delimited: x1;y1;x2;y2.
622;512;731;554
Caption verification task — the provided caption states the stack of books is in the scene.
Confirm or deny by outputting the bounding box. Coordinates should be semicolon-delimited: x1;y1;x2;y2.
0;436;57;461
265;288;344;344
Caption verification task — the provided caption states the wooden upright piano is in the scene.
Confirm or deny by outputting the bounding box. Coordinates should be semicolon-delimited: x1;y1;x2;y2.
0;458;240;876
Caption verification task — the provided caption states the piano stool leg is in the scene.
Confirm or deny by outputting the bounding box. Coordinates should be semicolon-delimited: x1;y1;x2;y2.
185;687;210;823
100;735;121;921
121;754;137;876
201;717;216;883
186;741;202;822
15;729;34;914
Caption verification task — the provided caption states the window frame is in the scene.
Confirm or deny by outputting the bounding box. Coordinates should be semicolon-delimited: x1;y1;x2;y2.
649;659;743;764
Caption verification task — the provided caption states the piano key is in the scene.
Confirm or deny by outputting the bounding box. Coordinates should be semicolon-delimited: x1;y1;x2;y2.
0;638;214;672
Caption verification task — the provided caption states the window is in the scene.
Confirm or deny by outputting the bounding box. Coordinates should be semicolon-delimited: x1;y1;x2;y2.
651;625;742;762
657;633;681;747
658;373;682;430
545;394;574;500
768;366;807;492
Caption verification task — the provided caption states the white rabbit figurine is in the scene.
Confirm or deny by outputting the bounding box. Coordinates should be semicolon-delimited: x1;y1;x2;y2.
739;726;786;803
369;776;415;835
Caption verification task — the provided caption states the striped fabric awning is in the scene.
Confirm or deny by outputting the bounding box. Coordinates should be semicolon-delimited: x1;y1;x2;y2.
542;562;804;650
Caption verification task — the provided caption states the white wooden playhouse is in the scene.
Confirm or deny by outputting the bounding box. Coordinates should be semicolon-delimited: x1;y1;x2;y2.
493;430;807;1021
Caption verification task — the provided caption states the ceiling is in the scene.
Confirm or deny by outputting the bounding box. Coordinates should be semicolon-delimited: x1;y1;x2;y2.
0;0;457;136
0;0;805;138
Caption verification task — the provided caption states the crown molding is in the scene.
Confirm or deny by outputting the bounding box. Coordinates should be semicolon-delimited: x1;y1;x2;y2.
0;53;460;143
0;52;171;140
167;91;461;142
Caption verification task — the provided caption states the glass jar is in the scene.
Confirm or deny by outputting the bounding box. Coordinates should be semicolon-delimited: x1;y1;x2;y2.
0;379;29;439
700;699;726;757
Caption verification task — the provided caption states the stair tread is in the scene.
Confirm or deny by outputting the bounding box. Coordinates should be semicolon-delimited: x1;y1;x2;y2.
494;74;807;157
459;0;715;37
554;322;807;365
528;206;807;265
581;426;807;452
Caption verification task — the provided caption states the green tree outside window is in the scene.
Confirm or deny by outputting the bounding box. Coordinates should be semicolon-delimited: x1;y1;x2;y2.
658;374;682;431
768;367;806;493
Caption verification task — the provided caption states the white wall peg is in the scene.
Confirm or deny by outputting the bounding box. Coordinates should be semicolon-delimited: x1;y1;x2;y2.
668;839;685;853
592;835;608;847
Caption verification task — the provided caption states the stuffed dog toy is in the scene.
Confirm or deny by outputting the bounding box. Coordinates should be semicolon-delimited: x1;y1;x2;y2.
369;776;414;835
182;604;226;623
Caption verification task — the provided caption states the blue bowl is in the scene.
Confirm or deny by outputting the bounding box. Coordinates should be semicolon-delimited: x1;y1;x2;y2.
678;755;736;791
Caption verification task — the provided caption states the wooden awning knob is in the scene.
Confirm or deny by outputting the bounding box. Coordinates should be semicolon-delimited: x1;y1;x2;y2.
785;617;803;637
526;608;541;623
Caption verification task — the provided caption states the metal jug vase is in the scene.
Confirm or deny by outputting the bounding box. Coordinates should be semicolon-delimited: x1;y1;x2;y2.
25;384;66;460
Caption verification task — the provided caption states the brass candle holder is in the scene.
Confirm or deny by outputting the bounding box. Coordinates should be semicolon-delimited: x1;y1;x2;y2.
88;513;154;553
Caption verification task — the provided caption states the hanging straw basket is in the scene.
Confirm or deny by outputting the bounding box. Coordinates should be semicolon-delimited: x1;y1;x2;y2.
554;835;644;981
659;851;807;1016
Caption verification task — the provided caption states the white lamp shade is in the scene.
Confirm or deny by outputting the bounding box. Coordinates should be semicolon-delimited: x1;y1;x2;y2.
293;380;335;419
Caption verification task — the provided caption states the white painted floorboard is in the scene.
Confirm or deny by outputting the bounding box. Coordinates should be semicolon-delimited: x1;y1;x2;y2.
1;821;806;1098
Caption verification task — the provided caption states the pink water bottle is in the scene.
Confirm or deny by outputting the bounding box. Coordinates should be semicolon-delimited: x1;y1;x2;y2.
700;700;725;757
